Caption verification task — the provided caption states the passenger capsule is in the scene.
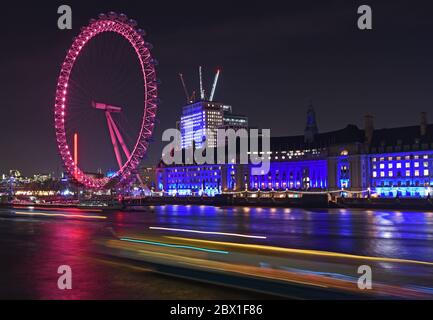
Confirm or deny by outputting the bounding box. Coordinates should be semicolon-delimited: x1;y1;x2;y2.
108;11;118;19
118;13;128;22
137;28;147;37
128;19;138;27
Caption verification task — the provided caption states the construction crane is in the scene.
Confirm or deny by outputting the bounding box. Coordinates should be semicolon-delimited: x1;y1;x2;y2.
209;69;221;102
199;66;205;100
179;73;193;103
190;90;196;102
178;67;222;103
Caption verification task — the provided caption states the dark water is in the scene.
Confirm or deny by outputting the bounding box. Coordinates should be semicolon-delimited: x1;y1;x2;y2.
111;206;433;263
0;210;265;299
1;206;433;299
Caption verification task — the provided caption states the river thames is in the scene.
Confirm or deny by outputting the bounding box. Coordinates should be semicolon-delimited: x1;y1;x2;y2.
1;205;433;299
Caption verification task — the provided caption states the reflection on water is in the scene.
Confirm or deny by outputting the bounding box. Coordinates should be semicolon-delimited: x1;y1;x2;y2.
21;221;111;299
110;206;433;263
0;219;105;299
2;205;433;299
0;214;262;299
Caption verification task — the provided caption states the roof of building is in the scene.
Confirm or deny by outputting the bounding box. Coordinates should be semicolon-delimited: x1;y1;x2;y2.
271;121;433;152
369;124;433;147
271;124;364;150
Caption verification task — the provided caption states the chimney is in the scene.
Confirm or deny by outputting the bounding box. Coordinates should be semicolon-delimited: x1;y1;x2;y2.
421;112;427;136
364;115;374;145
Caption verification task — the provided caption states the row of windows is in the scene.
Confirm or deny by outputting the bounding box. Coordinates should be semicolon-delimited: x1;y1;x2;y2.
166;179;220;184
372;169;430;178
252;175;325;182
250;181;327;189
167;172;219;179
372;180;433;187
167;167;222;173
167;185;219;189
372;154;431;162
373;162;430;169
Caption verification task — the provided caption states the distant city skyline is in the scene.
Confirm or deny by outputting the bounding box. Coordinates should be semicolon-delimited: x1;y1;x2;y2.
2;0;433;175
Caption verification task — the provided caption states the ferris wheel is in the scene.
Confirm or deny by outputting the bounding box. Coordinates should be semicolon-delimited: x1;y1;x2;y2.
54;12;158;189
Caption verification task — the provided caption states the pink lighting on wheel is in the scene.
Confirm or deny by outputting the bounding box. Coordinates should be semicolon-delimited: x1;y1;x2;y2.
53;13;158;189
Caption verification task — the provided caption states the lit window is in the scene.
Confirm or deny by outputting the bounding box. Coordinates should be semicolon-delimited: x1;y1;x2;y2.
373;171;377;178
388;164;393;169
424;162;429;168
414;162;420;168
388;157;393;161
424;155;429;159
380;164;385;169
406;170;411;177
372;158;377;162
380;157;385;161
389;171;393;177
415;170;420;177
380;172;385;177
405;163;411;168
425;170;430;176
396;163;402;169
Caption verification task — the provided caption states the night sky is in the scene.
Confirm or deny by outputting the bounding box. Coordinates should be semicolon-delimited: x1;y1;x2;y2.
2;0;433;175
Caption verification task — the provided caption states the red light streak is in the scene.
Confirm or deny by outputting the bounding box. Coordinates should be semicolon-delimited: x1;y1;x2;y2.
74;133;78;179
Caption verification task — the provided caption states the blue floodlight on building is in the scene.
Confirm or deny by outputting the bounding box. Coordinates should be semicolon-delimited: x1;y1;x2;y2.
160;100;433;199
180;101;248;149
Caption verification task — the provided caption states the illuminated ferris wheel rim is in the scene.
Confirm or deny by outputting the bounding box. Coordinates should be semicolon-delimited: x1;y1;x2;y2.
54;12;158;189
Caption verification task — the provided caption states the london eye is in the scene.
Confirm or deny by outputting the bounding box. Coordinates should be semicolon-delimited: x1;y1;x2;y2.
53;12;158;189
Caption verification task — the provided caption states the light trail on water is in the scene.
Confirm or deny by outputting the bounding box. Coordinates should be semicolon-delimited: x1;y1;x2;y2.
166;236;433;266
12;206;103;213
119;237;229;254
14;211;107;220
149;226;267;239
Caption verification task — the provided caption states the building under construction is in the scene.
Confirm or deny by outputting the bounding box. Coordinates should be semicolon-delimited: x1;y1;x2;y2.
177;67;248;149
